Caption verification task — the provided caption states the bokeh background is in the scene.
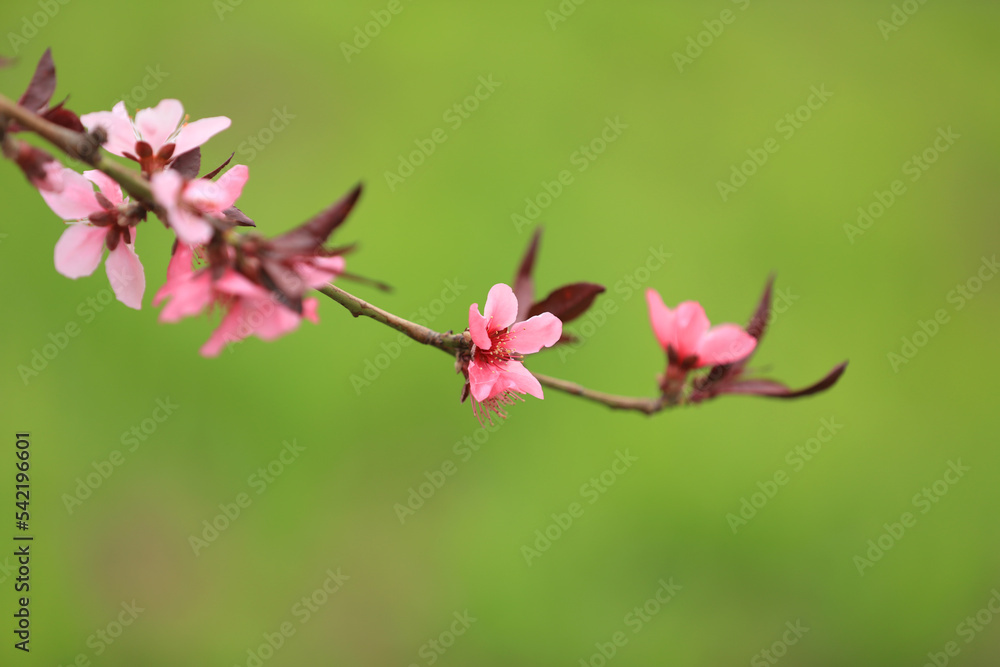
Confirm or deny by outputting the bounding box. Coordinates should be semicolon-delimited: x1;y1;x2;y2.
2;0;998;664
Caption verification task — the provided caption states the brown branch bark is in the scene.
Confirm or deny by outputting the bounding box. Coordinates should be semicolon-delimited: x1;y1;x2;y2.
0;92;156;206
2;90;677;417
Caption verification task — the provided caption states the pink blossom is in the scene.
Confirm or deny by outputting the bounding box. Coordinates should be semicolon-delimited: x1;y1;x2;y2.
153;244;319;357
150;165;249;245
645;289;756;369
40;166;145;309
467;283;562;421
32;159;66;192
291;255;346;290
81;99;230;172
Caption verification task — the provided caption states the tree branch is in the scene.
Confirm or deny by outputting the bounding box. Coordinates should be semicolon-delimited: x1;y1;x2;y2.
317;283;469;354
2;89;679;418
0;92;155;206
533;373;669;415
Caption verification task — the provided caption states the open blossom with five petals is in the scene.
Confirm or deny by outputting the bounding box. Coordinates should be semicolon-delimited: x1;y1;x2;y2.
80;99;230;173
466;283;562;422
39;166;145;309
153;244;320;357
150;165;249;245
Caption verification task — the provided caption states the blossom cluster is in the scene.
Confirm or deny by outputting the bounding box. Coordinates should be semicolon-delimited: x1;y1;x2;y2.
3;51;355;357
2;50;845;422
455;232;845;423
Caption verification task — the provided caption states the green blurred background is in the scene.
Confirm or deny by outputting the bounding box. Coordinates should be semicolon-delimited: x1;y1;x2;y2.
2;0;998;664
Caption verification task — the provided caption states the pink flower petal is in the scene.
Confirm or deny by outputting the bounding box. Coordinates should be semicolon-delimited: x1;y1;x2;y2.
673;301;710;359
134;99;184;151
645;289;676;352
508;312;562;354
171;208;213;245
214;270;269;298
83;170;124;206
501;360;544;399
80;102;136;157
696;324;757;367
468;357;500;402
313;256;345;274
105;240;145;309
150;168;185;235
210;164;248;209
158;273;213;322
483;283;518;332
250;299;304;341
173;116;231;156
40;167;101;220
302;297;319;324
32;160;66;193
468;304;492;350
54;224;106;278
295;263;336;289
163;243;195;287
184;165;248;213
198;294;307;357
150;167;183;206
295;256;345;289
200;301;247;357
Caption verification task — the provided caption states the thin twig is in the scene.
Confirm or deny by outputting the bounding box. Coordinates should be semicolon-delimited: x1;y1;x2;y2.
317;283;469;354
533;373;669;415
2;90;678;417
0;93;155;206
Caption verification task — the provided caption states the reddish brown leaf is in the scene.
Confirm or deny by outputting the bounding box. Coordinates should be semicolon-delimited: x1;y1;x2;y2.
746;274;775;341
18;48;56;112
41;101;84;132
202;152;234;180
268;183;362;254
718;362;848;399
222;206;254;227
170;147;201;179
513;228;541;321
527;282;605;323
259;258;305;313
698;275;775;387
338;271;392;293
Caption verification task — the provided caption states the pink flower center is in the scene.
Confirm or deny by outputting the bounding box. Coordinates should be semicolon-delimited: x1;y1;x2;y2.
476;323;522;365
124;140;176;175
